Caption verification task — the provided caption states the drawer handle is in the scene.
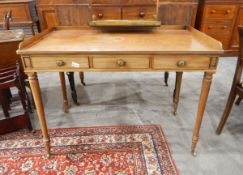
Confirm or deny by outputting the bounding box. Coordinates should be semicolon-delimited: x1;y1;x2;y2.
225;10;231;14
139;12;145;18
117;59;126;66
177;60;186;67
98;13;103;18
208;26;213;29
210;10;216;14
222;25;227;29
56;60;65;67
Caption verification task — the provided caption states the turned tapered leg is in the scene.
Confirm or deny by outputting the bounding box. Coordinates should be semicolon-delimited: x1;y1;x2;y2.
27;73;50;157
191;72;213;156
173;72;183;115
59;72;69;113
66;72;79;105
79;72;86;86
164;72;169;86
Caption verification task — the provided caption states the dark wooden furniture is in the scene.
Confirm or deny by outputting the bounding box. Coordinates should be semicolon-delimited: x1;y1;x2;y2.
216;26;243;134
0;29;24;72
196;0;243;56
0;66;17;117
0;23;33;134
0;0;40;35
0;64;33;135
0;26;33;134
17;25;223;156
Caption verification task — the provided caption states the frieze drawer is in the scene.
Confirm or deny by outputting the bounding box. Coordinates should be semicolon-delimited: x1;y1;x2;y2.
27;55;89;70
92;55;150;69
153;55;211;70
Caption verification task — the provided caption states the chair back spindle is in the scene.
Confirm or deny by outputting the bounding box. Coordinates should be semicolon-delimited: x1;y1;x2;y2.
3;11;12;30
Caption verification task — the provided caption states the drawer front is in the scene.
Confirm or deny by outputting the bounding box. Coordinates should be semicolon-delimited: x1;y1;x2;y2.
30;56;89;69
92;55;150;69
122;6;157;20
91;7;121;20
153;56;210;70
203;21;232;35
0;4;30;23
204;5;237;20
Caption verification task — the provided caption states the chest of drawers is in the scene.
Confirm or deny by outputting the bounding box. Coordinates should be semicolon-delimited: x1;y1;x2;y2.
196;0;243;55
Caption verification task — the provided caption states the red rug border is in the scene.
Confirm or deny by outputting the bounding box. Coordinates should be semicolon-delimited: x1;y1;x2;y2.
1;124;179;174
43;124;179;174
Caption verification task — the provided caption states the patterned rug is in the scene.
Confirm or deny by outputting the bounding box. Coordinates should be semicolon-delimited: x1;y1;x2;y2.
0;125;178;175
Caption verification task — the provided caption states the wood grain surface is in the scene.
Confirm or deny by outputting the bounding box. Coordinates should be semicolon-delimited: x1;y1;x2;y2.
18;26;222;55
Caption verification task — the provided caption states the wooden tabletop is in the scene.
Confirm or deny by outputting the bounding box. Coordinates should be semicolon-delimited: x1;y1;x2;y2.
18;26;223;55
0;29;24;43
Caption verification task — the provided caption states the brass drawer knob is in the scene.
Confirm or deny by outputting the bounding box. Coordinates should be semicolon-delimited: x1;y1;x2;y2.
211;10;216;14
98;13;103;18
225;10;231;14
208;26;213;29
117;59;126;66
177;60;186;67
222;25;227;29
139;12;145;18
56;60;65;67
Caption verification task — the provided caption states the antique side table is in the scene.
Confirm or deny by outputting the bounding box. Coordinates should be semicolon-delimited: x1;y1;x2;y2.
17;25;223;156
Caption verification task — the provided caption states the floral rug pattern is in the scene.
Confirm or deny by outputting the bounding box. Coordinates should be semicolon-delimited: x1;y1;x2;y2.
0;125;178;175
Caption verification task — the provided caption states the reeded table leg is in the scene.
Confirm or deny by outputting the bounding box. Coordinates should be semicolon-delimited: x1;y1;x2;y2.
59;72;69;113
191;72;213;156
27;72;50;157
173;72;183;115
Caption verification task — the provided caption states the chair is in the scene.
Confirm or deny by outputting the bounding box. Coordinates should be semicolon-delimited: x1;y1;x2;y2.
0;66;20;117
0;11;33;134
216;26;243;134
0;62;33;134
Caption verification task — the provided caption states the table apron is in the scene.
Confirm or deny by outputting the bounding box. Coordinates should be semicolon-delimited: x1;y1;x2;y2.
21;55;219;72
